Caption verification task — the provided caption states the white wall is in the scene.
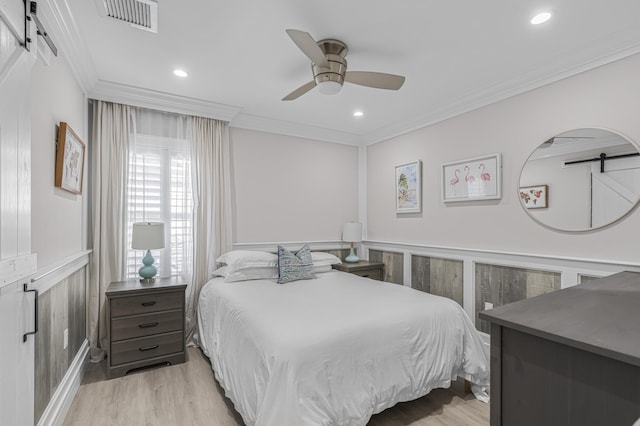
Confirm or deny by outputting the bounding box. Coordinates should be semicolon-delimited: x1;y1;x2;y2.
31;54;86;269
231;128;359;243
367;53;640;264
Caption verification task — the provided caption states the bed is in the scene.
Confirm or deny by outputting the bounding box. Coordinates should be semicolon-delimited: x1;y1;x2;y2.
197;265;490;426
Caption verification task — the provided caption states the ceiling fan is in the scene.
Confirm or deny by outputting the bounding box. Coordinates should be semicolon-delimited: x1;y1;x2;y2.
282;29;406;101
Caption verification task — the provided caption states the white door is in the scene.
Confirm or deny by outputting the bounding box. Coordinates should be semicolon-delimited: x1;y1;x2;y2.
0;280;35;426
0;7;36;426
591;156;640;228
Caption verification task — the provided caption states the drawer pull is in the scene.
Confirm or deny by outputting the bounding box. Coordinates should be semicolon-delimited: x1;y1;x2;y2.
138;322;159;329
139;344;159;352
141;301;156;307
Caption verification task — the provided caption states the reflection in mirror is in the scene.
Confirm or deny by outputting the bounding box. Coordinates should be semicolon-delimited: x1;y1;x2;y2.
519;128;640;231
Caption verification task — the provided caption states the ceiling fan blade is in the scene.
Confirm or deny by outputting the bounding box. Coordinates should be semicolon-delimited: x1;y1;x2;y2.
344;71;406;90
286;29;329;68
282;80;317;101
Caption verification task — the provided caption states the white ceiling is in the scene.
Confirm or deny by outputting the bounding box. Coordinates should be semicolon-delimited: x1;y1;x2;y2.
49;0;640;144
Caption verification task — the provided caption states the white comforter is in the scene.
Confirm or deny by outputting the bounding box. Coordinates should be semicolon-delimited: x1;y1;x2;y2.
197;271;489;426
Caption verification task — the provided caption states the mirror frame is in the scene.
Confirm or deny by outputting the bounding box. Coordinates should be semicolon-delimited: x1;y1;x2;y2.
518;127;640;232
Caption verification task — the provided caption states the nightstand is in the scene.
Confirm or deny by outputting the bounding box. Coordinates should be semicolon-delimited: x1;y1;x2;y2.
106;276;187;379
332;260;384;281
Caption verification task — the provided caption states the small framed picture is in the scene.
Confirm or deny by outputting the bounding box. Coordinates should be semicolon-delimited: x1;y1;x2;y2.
519;184;549;209
55;122;86;195
442;153;502;202
395;160;422;213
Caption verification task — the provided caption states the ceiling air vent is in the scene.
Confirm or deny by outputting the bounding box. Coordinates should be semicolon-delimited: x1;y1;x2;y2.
100;0;158;33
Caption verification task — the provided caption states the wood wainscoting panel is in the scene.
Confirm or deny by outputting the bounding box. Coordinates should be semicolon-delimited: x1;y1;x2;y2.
35;288;52;422
578;274;603;284
475;263;560;333
50;281;70;395
368;250;403;284
411;255;463;306
68;269;86;365
35;267;87;424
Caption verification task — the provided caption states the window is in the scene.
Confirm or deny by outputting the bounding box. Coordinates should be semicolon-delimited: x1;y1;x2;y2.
126;135;192;279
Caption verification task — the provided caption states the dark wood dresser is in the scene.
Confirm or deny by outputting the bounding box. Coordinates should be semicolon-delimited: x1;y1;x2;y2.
106;277;187;379
332;260;384;280
479;271;640;426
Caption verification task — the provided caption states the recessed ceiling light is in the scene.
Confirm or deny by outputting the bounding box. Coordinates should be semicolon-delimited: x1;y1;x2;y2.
531;11;552;25
173;69;188;78
353;110;364;118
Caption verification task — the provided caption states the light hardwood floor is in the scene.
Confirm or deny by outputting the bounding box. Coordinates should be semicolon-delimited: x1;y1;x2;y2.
63;348;489;426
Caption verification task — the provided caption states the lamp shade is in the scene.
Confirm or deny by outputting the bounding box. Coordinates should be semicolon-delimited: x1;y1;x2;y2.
342;222;362;243
131;222;165;250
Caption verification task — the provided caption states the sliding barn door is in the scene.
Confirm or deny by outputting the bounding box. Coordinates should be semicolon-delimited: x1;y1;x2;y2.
0;7;36;426
591;157;640;228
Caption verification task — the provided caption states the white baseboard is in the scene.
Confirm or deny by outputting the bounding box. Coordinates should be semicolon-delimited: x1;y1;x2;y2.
38;339;89;426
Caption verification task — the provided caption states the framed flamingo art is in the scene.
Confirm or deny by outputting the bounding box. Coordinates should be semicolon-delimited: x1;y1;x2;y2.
442;153;502;202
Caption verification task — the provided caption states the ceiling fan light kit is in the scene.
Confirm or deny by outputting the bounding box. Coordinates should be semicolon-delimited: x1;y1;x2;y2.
313;39;348;95
283;29;406;101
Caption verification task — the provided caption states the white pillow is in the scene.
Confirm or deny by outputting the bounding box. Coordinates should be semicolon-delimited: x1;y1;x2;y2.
310;252;342;266
313;264;333;273
216;250;278;272
212;266;278;283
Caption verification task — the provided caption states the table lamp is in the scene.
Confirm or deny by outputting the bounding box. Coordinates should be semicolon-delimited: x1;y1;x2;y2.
131;222;165;283
342;222;362;263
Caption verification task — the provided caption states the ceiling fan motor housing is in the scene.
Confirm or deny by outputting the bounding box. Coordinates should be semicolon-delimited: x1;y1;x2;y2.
312;39;348;86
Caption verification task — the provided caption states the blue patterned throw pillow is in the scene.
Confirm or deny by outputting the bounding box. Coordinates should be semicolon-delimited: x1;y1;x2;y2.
277;244;317;284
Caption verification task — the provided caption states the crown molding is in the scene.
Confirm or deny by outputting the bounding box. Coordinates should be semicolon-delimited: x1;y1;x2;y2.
38;0;98;92
230;113;363;146
39;1;640;146
362;31;640;146
89;80;242;122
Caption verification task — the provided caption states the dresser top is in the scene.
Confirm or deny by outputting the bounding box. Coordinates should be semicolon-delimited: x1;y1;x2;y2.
480;271;640;367
106;276;186;296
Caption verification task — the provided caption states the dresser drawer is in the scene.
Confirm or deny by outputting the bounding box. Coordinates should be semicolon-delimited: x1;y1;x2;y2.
110;291;183;317
110;331;184;366
111;309;183;341
352;268;382;280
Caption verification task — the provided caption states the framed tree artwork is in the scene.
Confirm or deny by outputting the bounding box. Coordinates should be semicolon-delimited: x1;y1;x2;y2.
395;160;422;213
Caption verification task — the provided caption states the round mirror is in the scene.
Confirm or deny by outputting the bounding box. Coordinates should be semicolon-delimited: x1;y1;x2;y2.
519;128;640;231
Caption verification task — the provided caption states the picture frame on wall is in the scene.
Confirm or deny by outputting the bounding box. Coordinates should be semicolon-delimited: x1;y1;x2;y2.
395;160;422;213
442;153;502;202
55;122;86;195
519;184;549;209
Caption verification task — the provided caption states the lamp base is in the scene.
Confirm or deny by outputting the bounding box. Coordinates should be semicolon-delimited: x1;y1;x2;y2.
345;247;359;263
138;249;158;283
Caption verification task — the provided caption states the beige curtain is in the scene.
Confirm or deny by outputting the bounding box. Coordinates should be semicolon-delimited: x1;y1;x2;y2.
88;100;131;361
184;116;232;345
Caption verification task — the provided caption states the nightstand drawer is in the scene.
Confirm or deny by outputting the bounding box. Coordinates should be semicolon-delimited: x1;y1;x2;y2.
111;309;183;341
110;331;184;366
110;291;183;317
352;269;382;280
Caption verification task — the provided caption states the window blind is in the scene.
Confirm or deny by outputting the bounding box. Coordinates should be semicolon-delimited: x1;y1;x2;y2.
126;136;192;279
